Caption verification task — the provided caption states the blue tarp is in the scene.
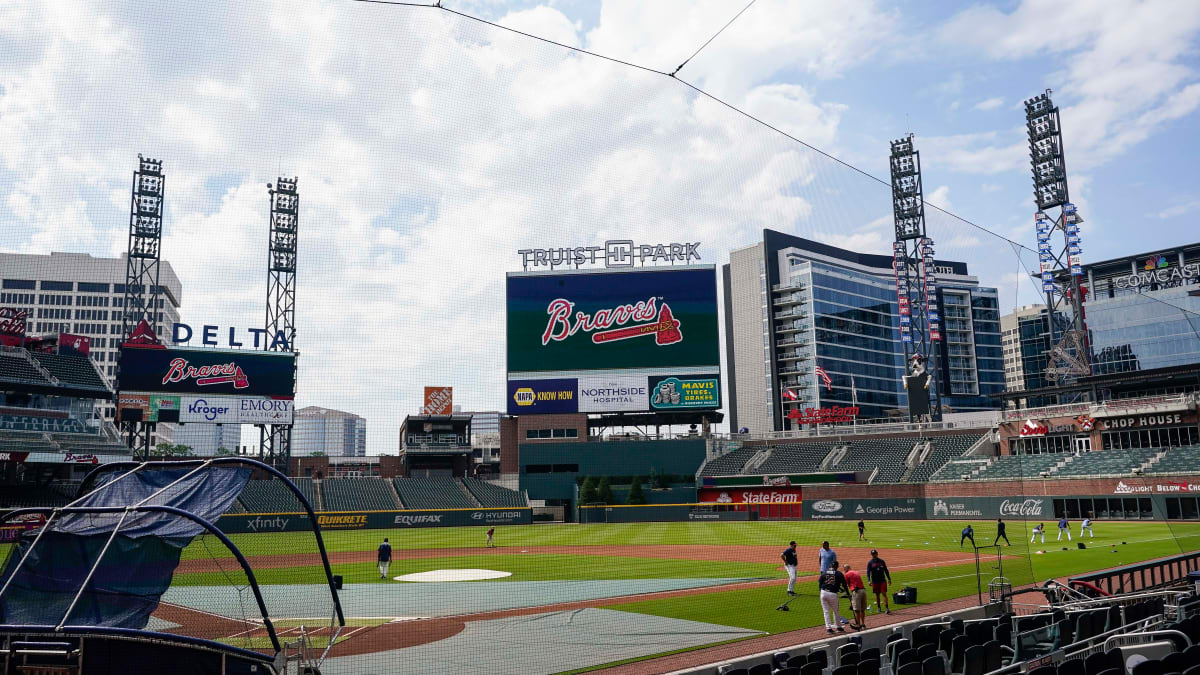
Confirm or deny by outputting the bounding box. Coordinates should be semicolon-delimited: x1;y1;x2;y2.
0;464;250;628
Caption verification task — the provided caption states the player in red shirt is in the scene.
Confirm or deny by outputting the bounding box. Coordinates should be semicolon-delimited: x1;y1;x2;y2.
843;563;867;630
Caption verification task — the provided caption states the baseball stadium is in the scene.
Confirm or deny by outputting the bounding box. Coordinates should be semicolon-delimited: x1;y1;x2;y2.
5;2;1200;674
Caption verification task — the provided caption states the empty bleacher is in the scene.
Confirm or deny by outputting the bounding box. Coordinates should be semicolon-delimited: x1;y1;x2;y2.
393;477;474;510
971;453;1063;480
0;485;71;509
238;478;317;513
31;353;109;391
322;477;399;511
463;477;527;508
0;411;84;434
699;446;758;476
833;437;916;483
754;442;837;475
907;433;984;482
0;430;57;453
0;352;46;385
1148;445;1200;474
1054;447;1159;477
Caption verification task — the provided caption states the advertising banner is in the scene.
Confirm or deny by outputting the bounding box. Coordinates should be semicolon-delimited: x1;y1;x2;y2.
118;346;296;397
148;395;179;423
577;375;648;413
698;487;803;504
58;333;91;357
700;472;862;487
506;267;719;374
0;308;29;347
215;508;532;534
423;386;453;415
116;393;150;421
648;374;720;410
237;398;294;424
507;378;578;415
926;496;1052;520
178;395;294;424
0;451;29;463
180;396;239;423
802;497;925;520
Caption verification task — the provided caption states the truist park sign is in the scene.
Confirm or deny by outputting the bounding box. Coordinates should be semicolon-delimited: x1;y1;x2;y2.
517;240;701;271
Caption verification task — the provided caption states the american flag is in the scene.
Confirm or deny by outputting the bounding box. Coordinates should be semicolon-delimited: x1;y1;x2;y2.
814;366;832;392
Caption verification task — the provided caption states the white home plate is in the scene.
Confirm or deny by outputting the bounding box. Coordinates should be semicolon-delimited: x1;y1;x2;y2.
394;569;513;582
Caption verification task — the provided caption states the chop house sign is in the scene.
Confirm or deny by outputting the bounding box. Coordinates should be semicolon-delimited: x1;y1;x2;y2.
1101;413;1185;430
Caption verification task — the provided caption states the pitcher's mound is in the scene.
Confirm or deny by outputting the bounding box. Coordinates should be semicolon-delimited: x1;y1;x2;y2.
394;569;513;582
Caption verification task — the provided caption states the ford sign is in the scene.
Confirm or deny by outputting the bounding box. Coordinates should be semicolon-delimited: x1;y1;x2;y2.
812;500;842;513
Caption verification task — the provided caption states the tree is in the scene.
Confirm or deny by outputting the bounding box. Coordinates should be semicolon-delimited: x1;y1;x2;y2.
597;477;614;505
627;476;647;505
155;443;193;457
215;447;236;457
578;476;598;504
310;451;327;458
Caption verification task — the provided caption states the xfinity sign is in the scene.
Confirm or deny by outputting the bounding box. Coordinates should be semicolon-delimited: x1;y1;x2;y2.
517;240;701;270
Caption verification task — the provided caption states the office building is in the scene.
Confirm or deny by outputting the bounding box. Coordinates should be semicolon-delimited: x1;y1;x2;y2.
723;229;1003;432
0;251;182;442
172;422;242;456
1000;304;1048;395
292;406;366;457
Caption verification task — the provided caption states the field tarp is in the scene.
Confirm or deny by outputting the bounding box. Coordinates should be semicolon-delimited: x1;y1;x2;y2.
215;507;532;534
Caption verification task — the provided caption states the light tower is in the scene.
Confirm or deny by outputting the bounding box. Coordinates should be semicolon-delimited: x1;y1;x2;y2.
260;177;298;472
1024;90;1089;386
889;135;942;421
118;154;165;459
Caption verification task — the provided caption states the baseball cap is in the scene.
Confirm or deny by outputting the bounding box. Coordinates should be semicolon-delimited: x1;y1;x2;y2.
870;549;878;555
822;540;829;546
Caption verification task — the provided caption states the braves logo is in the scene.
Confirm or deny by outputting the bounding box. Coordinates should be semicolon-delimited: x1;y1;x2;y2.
541;297;682;346
163;358;249;389
1075;415;1095;431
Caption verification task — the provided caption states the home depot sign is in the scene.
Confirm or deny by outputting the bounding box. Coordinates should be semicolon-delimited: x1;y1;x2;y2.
698;487;803;504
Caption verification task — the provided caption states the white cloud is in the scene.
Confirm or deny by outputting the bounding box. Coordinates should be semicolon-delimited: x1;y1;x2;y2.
926;185;952;211
974;97;1003;111
1156;200;1200;220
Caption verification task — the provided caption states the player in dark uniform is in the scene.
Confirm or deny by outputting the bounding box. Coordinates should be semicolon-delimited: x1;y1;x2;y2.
781;541;799;596
866;549;892;614
857;519;865;541
818;562;849;634
377;537;392;579
994;518;1010;546
960;524;975;548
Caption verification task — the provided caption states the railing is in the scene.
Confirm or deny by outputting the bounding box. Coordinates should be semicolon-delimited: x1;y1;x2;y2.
1068;550;1200;596
727;418;995;442
1002;393;1197;422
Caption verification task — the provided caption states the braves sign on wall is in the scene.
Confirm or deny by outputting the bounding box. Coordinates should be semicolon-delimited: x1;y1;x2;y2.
118;346;295;397
506;268;719;375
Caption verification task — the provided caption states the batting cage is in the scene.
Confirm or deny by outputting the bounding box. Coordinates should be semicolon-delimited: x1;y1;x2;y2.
0;458;343;674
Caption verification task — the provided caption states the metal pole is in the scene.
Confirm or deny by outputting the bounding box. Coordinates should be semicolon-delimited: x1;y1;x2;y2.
57;509;132;630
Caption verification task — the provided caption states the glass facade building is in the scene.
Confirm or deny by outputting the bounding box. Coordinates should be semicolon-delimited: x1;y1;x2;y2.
724;230;1003;431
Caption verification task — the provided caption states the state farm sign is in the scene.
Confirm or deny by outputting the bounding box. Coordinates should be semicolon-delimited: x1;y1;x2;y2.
698;487;802;504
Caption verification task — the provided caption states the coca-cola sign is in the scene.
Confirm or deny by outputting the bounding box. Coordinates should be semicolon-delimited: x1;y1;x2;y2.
0;307;29;336
999;498;1045;517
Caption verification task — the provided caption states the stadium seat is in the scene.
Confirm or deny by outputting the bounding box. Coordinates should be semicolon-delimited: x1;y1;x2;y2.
960;644;986;675
799;662;823;675
807;649;828;668
982;640;1003;673
949;636;970;674
462;477;528;507
917;643;937;662
1162;654;1192;674
886;639;909;665
1057;658;1086;675
920;655;945;675
896;648;919;668
859;647;880;663
747;663;772;675
1182;664;1200;675
1086;649;1123;675
839;653;859;667
774;668;799;675
856;659;880;675
1028;666;1056;675
1182;644;1200;663
896;662;922;675
949;618;964;634
393;477;475;509
831;665;856;675
786;655;807;669
994;623;1013;649
837;643;859;664
323;478;399;511
1132;659;1165;675
938;628;955;657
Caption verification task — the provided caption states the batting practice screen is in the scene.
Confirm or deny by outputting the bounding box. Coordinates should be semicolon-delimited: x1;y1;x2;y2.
506;267;720;415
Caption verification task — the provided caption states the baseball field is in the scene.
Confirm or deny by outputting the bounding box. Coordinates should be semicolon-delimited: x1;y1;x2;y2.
148;518;1200;674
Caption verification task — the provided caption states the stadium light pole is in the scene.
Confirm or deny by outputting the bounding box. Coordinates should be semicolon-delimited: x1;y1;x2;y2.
261;178;299;473
1025;90;1090;391
889;135;943;421
117;154;165;460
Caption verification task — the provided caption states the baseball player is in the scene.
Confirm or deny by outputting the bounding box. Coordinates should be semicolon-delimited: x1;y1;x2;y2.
782;541;799;596
818;561;849;634
817;542;850;624
960;524;975;548
844;563;867;630
377;537;392;579
1030;522;1045;543
1080;517;1094;538
866;549;892;615
486;527;496;548
994;518;1010;546
1057;516;1072;541
857;519;866;541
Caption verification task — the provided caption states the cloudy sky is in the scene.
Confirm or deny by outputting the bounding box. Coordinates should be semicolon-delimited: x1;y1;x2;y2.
2;0;1198;453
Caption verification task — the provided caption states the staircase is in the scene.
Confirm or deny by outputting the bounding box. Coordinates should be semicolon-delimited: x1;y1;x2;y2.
456;479;482;507
1141;449;1168;473
820;445;847;471
898;441;929;483
20;351;58;386
313;480;325;511
741;449;772;474
1052;455;1073;474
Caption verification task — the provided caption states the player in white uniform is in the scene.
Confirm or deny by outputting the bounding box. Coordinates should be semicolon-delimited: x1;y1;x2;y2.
1079;517;1094;538
1030;523;1045;543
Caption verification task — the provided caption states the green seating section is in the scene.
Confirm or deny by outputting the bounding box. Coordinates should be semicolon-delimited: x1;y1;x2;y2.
33;353;109;391
908;434;985;482
0;413;84;434
393;477;474;510
323;478;398;511
0;353;45;385
1147;446;1200;474
972;453;1063;480
1054;448;1158;477
463;477;527;508
0;485;71;508
834;438;918;483
238;478;315;513
755;443;837;475
700;447;758;476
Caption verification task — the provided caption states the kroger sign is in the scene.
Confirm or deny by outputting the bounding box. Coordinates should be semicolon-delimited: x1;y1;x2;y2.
179;395;294;424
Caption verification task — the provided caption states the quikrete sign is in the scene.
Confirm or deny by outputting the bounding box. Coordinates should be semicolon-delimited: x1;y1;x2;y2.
172;323;291;350
1101;413;1185;429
